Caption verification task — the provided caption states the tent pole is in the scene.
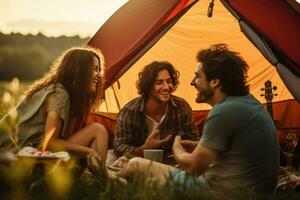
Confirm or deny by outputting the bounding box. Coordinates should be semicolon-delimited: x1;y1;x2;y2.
111;84;121;111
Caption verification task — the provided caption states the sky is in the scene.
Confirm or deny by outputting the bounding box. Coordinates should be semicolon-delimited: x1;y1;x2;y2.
1;0;299;37
0;0;128;37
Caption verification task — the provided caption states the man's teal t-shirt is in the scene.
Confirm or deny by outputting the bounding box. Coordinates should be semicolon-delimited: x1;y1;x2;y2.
200;94;279;194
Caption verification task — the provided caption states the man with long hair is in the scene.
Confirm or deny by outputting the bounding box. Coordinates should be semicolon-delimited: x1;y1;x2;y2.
124;44;279;195
114;61;196;159
0;47;108;169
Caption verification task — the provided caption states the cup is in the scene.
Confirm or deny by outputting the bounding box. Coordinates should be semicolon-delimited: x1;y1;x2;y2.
143;149;164;162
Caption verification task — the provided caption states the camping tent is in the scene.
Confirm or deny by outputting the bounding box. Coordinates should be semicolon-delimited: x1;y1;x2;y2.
87;0;300;132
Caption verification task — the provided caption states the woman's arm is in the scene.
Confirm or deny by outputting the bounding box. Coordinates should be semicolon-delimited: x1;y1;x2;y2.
40;110;95;156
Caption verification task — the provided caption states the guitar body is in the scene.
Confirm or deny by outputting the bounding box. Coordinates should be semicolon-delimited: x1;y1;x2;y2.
274;120;288;147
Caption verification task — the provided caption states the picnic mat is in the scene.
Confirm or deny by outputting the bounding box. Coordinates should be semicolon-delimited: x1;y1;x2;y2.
17;146;70;162
276;167;300;191
105;149;128;184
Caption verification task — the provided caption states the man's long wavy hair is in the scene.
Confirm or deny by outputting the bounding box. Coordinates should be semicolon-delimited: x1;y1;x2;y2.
196;43;249;96
25;46;105;125
136;61;179;100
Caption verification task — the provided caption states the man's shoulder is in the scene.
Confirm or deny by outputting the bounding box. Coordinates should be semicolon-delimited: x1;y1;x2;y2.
116;97;143;122
170;95;190;107
119;96;143;113
211;95;261;117
171;95;188;104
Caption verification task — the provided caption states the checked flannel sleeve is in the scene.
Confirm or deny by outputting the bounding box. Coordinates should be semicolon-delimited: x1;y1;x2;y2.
113;107;137;157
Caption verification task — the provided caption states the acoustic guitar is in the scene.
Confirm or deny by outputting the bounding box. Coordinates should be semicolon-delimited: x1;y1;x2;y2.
261;80;277;120
261;80;288;143
261;80;288;166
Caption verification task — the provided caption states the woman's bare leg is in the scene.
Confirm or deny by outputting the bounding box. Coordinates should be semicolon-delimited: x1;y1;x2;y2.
91;139;107;162
124;157;178;185
67;122;108;161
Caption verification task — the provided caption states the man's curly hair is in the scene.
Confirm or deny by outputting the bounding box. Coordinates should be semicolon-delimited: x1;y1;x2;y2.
196;43;249;96
136;61;180;99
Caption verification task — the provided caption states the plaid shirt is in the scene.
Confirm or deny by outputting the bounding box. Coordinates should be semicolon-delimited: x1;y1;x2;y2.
113;95;197;157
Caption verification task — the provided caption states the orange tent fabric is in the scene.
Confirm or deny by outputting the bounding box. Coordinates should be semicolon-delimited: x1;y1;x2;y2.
87;0;300;134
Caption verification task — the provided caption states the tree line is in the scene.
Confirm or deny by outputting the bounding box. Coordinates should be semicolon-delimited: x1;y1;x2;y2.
0;32;90;81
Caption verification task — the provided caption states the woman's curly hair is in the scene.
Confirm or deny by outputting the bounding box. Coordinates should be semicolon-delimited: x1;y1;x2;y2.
25;46;105;124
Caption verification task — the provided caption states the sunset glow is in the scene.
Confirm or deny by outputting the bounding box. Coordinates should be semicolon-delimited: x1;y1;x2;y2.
0;0;127;37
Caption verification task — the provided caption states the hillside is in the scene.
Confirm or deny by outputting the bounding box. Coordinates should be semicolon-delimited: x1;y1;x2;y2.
0;32;90;81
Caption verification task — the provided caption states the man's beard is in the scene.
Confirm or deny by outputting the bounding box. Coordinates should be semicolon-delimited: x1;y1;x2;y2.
196;87;214;103
150;92;170;103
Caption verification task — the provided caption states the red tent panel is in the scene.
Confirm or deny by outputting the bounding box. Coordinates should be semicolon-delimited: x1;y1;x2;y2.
227;0;300;76
88;0;197;89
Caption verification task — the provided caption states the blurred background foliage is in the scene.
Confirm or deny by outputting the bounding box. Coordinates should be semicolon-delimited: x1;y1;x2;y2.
0;79;29;118
0;31;90;81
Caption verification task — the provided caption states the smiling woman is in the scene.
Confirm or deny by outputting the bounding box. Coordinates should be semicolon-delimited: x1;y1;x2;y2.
0;0;128;37
0;46;109;173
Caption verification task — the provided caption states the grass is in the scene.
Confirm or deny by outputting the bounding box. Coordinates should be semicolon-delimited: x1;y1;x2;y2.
1;159;300;200
0;79;31;118
1;79;300;199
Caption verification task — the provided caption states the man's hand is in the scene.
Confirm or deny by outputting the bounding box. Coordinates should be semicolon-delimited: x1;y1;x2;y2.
133;130;172;156
142;129;172;149
180;140;198;153
172;136;217;175
172;135;186;155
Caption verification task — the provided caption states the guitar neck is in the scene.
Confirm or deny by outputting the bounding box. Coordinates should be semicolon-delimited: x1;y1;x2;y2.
266;102;274;120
